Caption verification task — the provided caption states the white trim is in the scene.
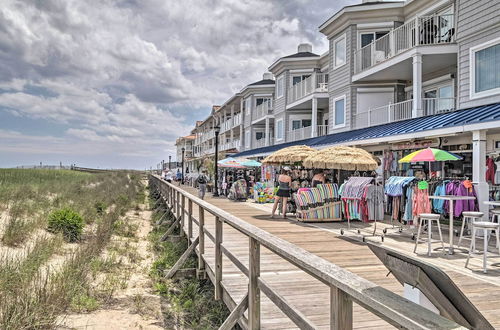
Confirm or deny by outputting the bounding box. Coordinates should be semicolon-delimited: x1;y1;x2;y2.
332;94;347;128
320;64;329;72
405;74;453;92
275;118;284;141
289;69;314;73
357;22;395;29
253;93;273;97
357;29;390;51
268;57;321;72
357;87;394;93
276;75;284;99
332;33;347;69
469;37;500;100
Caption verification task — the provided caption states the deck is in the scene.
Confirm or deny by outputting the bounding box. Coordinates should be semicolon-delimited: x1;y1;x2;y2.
152;177;500;329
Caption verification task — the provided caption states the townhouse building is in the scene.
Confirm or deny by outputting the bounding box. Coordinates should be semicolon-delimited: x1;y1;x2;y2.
178;0;500;214
175;135;195;172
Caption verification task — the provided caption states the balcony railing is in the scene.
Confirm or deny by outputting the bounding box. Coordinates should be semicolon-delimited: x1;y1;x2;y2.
354;14;456;74
221;139;241;151
233;113;242;127
287;126;312;142
317;125;329;137
221;119;232;132
354;97;456;129
254;100;273;120
253;137;274;149
287;73;329;104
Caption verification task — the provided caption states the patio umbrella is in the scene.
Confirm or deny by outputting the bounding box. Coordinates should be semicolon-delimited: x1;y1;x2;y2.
399;148;462;163
302;146;378;171
218;157;245;168
398;147;462;178
262;145;316;165
241;159;261;167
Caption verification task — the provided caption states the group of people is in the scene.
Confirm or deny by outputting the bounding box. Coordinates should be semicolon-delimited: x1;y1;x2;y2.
160;169;183;184
270;168;327;219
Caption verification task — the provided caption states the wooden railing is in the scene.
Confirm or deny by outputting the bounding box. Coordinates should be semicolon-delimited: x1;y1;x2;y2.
149;175;463;330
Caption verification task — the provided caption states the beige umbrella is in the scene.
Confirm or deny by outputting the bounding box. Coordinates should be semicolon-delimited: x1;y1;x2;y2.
261;145;316;165
302;146;378;171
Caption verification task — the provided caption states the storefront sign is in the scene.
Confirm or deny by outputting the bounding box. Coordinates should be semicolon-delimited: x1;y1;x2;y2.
391;138;439;150
410;164;424;169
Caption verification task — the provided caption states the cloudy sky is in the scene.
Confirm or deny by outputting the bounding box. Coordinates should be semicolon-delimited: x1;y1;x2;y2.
0;0;356;169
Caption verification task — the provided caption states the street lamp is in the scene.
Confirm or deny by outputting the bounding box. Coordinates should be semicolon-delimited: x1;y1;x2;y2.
168;155;171;170
213;125;220;197
181;147;185;185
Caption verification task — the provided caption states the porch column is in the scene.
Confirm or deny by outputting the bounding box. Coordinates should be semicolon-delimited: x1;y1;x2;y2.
265;117;270;146
412;53;423;118
472;130;489;220
239;125;243;150
311;97;318;138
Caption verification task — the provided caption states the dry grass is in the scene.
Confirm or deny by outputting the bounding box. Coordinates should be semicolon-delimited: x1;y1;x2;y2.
262;145;316;165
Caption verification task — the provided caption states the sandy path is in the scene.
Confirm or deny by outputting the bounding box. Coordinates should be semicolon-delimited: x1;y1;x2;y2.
58;194;164;329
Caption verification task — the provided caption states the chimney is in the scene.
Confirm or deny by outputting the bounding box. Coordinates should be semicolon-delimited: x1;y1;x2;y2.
297;43;312;53
262;72;273;80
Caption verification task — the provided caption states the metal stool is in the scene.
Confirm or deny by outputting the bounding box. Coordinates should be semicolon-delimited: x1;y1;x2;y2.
458;211;484;247
465;221;500;273
414;213;444;256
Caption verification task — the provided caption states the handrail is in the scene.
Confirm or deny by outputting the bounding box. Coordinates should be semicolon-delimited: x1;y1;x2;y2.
150;175;463;329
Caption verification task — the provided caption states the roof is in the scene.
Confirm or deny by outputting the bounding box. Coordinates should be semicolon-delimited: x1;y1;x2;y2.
233;102;500;158
248;79;275;86
282;52;319;59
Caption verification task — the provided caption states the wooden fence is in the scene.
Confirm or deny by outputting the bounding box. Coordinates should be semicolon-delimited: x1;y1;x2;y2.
149;175;463;330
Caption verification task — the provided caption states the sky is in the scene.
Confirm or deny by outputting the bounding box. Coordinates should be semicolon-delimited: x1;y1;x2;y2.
0;0;357;169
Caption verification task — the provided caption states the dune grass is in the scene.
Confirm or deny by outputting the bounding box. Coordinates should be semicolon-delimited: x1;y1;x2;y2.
0;168;144;329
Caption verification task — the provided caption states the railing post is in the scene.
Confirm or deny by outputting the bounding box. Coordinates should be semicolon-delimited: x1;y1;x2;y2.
248;237;261;330
414;16;420;46
188;199;193;241
176;191;180;220
367;108;372;126
215;216;223;301
388;102;392;122
197;205;205;278
330;286;353;330
180;195;185;237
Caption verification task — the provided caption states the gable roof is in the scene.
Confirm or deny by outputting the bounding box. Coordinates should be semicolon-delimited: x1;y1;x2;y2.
282;51;320;59
248;79;275;86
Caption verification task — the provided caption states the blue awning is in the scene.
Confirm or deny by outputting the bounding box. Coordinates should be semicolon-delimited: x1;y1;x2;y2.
233;102;500;158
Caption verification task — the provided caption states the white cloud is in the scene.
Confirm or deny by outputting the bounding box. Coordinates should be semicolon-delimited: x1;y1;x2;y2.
0;0;356;168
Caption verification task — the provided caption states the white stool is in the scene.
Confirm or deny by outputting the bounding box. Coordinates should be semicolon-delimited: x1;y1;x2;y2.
491;209;500;224
414;213;444;257
465;221;500;273
458;211;484;247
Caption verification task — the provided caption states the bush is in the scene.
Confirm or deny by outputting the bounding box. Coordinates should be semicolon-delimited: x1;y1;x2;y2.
94;201;107;215
47;208;84;242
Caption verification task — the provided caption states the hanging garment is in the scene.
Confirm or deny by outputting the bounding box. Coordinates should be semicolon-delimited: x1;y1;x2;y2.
403;185;414;222
486;157;495;184
412;187;431;217
365;185;384;221
495;160;500;185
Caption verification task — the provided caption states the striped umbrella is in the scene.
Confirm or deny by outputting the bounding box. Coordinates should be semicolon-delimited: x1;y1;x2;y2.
218;157;245;168
399;148;462;163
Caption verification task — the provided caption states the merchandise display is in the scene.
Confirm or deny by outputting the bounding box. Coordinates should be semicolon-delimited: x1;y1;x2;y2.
253;181;275;204
293;184;342;221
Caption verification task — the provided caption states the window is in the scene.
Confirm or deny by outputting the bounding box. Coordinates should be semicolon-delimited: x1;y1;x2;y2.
276;75;284;98
360;31;389;48
256;98;271;107
276;119;283;140
256;132;264;140
291;119;312;130
244;98;251;116
333;96;345;127
333;34;346;68
470;38;500;99
291;74;311;86
245;131;250;147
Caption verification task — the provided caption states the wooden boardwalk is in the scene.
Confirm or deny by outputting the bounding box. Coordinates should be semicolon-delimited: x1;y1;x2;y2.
152;177;500;329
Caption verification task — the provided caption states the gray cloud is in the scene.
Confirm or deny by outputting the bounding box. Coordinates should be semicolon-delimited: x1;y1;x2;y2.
0;0;357;168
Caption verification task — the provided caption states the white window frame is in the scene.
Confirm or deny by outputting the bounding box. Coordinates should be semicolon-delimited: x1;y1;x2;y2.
276;75;284;99
470;37;500;100
357;30;390;50
333;33;347;69
245;131;250;148
276;119;284;141
332;94;346;129
245;98;251;116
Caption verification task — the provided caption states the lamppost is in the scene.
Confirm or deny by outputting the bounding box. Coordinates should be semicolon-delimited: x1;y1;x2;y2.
181;147;185;185
213;125;220;197
168;155;171;170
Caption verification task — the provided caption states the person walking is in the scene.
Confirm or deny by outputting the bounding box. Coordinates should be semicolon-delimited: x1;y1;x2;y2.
165;170;173;183
271;167;292;219
197;170;208;200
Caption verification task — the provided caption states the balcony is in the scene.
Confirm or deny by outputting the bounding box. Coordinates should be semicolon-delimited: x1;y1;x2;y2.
233;113;242;127
221;139;241;151
254;100;273;121
287;125;330;142
287;73;328;105
354;14;455;74
317;125;329;137
221;119;232;133
354;97;456;129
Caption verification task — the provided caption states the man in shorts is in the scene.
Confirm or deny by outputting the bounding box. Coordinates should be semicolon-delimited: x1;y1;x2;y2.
197;170;208;200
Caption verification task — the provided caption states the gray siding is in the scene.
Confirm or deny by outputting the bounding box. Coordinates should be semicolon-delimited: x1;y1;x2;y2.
457;0;500;108
273;71;289;116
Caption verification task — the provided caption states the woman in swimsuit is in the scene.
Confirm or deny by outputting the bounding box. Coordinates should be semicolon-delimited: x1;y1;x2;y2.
311;170;325;188
271;167;292;218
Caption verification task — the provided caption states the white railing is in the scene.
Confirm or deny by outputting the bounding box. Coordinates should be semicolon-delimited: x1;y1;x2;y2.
254;100;273;120
287;126;312;142
254;139;266;148
287;73;329;104
423;97;456;115
221;119;232;132
233;113;242;127
317;125;329;137
354;14;455;74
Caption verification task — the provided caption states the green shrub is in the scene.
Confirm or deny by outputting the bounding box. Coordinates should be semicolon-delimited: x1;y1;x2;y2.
94;201;107;215
47;208;84;242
